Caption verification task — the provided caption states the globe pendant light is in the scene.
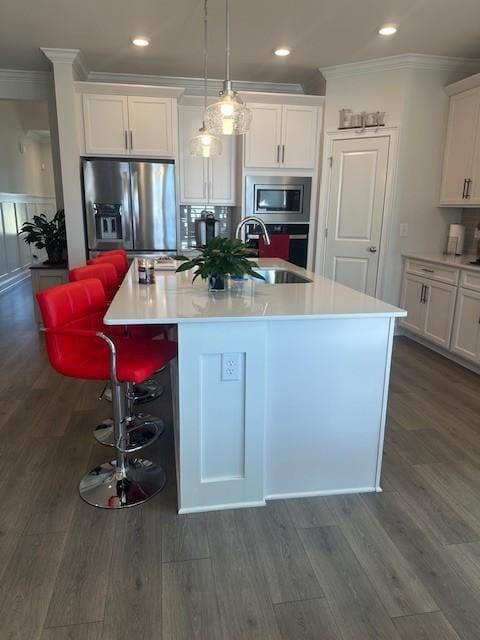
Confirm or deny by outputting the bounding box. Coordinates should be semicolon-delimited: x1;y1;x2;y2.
190;0;222;158
204;0;252;135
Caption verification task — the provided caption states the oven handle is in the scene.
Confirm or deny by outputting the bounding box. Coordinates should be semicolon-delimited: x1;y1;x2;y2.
248;234;308;240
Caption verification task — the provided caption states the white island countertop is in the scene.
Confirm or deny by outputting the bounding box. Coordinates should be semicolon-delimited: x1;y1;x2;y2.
104;258;405;325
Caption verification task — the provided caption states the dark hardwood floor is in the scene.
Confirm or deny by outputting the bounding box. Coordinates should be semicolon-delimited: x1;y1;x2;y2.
1;280;480;639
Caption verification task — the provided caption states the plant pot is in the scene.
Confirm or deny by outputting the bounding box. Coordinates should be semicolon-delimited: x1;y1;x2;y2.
208;275;226;291
44;246;67;265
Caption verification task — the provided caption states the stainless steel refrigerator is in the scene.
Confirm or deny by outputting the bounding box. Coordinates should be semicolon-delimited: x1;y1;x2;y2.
82;158;177;255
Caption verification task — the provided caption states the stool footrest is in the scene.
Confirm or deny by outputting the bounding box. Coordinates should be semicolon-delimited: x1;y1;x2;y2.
94;414;164;450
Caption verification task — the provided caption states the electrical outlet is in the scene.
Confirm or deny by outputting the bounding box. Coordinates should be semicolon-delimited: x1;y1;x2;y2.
222;353;240;381
400;223;408;237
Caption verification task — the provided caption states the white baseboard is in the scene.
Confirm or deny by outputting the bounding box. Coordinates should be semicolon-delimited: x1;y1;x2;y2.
265;486;377;500
178;499;267;514
401;330;480;375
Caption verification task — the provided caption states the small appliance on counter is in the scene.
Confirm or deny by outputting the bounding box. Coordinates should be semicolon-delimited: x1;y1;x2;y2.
445;223;465;255
195;211;219;245
471;221;480;265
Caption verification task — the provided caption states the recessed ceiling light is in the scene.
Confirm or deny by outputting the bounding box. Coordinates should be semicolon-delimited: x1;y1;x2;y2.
274;48;291;57
378;25;397;36
131;36;150;47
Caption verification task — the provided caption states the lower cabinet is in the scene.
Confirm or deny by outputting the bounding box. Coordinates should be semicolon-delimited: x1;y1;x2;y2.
400;274;457;348
451;288;480;363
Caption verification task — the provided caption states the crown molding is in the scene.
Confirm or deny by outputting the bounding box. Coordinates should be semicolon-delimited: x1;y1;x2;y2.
0;68;52;99
41;48;89;80
320;53;480;80
87;71;304;96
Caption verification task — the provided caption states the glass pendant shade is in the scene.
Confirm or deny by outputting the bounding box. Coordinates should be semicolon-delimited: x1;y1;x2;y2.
190;124;222;158
205;81;252;136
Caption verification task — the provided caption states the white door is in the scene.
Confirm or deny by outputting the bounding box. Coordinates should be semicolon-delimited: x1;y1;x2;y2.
83;94;129;155
244;104;282;168
399;275;425;335
209;135;236;204
440;89;480;205
179;106;208;204
422;281;457;348
451;288;480;362
281;105;318;169
128;97;174;157
324;136;390;296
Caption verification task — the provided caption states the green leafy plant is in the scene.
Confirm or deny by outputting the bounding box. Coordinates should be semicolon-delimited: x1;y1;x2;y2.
18;209;67;265
176;236;265;287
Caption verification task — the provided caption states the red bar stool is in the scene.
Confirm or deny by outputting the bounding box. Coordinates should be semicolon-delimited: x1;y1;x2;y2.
88;253;128;280
69;262;118;303
37;279;177;508
98;249;129;272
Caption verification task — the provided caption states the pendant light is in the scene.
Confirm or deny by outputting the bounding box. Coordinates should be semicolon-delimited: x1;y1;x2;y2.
190;0;222;158
204;0;252;135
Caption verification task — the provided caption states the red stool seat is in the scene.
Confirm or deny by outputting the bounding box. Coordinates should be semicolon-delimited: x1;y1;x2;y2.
88;253;128;280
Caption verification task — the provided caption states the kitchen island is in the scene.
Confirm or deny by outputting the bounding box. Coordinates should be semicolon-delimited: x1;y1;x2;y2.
104;258;406;513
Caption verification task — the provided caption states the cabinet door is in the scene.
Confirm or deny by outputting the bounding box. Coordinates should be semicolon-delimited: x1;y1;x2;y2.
423;281;457;348
83;94;129;155
440;89;480;205
281;106;318;169
178;106;208;204
209;135;236;204
466;108;480;205
244;104;282;168
128;97;174;157
451;288;480;362
399;274;425;335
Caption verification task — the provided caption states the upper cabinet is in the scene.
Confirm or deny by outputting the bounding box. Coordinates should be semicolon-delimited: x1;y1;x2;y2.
245;103;319;170
440;87;480;206
82;94;176;157
178;105;236;205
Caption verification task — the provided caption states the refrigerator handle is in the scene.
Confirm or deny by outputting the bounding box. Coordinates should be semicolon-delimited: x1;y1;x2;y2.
130;165;139;250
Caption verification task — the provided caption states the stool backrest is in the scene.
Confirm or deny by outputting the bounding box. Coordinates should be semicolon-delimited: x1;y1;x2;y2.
88;253;128;280
37;279;107;376
69;263;118;298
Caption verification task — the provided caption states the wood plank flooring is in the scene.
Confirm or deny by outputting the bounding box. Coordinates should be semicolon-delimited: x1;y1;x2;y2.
1;281;480;639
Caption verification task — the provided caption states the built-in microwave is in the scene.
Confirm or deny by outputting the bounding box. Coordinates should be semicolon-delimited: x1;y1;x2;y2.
245;175;312;223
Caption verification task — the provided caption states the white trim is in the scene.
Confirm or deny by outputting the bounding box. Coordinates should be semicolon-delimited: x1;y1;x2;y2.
265;487;377;500
401;330;480;375
314;126;400;305
0;68;51;100
88;70;304;96
178;499;266;514
75;80;184;100
320;53;480;80
40;47;89;80
375;317;396;489
0;192;56;203
444;72;480;96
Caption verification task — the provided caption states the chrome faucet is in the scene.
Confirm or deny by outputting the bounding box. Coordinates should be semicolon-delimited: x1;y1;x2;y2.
235;216;271;245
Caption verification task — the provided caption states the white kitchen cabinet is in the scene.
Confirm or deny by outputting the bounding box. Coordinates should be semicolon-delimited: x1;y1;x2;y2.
422;280;457;348
245;103;319;170
451;288;480;363
400;273;457;348
440;88;480;206
82;94;175;157
399;274;425;335
178;105;236;205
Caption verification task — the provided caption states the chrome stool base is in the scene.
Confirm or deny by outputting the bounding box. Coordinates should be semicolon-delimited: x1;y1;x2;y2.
101;379;164;404
79;458;166;508
94;414;164;449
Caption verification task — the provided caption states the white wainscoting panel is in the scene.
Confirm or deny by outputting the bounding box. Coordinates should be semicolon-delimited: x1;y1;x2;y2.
175;321;267;512
0;193;56;294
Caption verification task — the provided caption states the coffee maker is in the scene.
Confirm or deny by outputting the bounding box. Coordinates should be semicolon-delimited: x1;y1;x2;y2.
195;211;219;246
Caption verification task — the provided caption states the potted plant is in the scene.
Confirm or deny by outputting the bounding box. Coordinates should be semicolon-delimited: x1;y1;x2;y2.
176;236;264;290
18;209;67;265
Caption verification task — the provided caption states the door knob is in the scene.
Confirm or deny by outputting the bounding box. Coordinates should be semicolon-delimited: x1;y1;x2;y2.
367;246;377;253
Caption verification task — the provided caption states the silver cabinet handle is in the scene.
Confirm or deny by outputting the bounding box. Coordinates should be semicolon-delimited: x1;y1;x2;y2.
466;178;472;198
423;285;429;303
367;246;377;253
282;144;285;163
276;145;280;163
421;267;434;273
420;284;425;303
124;131;128;150
129;130;133;150
462;178;467;199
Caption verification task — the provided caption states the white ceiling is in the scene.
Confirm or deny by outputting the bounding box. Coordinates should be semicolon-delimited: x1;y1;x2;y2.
1;0;480;84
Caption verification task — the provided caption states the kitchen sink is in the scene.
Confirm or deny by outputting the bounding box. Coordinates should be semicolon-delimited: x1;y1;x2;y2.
250;269;312;284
